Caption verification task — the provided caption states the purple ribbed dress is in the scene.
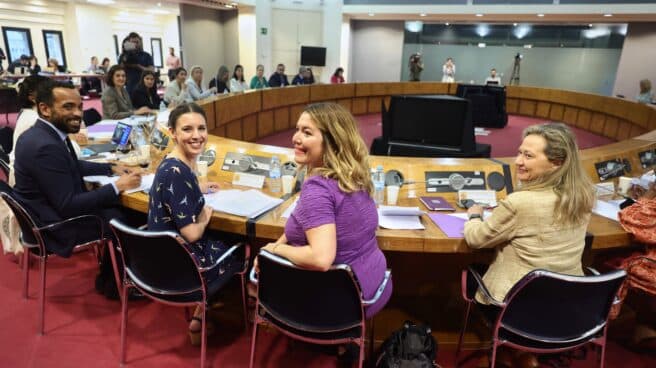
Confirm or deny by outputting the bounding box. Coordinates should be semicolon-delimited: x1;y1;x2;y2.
285;175;393;318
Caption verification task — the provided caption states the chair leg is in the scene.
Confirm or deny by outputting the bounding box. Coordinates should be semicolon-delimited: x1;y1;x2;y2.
455;301;472;367
107;240;124;303
120;284;130;364
240;273;248;330
367;318;376;361
22;250;30;299
358;338;365;368
598;330;608;368
38;255;47;335
200;304;207;368
490;341;498;368
248;308;260;368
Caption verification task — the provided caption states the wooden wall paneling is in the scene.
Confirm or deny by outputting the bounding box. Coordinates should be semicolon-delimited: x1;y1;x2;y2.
274;107;290;132
549;104;564;121
649;110;656;131
535;101;551;118
629;124;647;139
257;110;274;137
615;120;633;141
603;116;619;139
202;101;216;130
261;86;309;110
290;104;305;125
518;100;536;116
355;82;404;97
211;125;226;137
216;91;262;126
589;113;606;135
225;120;243;140
401;82;450;95
242;114;258;142
562;106;579;126
352;97;368;115
336;98;352;112
576;109;592;130
506;98;519;114
368;97;383;113
309;83;355;101
626;104;652;129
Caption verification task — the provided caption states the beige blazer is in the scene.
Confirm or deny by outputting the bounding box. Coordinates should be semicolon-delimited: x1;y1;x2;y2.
464;188;590;303
102;86;134;119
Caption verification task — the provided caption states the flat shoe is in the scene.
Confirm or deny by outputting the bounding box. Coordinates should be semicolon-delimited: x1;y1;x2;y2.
188;316;216;346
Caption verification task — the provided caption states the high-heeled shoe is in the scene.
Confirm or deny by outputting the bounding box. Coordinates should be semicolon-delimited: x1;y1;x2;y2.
188;316;216;346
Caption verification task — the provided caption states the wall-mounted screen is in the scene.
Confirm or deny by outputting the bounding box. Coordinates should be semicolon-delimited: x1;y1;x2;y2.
300;46;326;66
2;27;34;64
42;30;67;69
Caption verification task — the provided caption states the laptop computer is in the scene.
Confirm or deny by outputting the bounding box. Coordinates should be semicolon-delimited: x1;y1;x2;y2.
85;122;133;154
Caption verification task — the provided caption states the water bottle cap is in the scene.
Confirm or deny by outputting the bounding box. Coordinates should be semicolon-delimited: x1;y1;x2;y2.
376;165;383;170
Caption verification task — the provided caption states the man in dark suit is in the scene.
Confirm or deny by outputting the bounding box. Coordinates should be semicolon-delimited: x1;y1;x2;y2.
268;63;290;87
13;80;141;258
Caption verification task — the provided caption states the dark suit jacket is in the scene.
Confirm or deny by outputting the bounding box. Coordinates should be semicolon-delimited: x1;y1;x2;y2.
268;72;290;87
13;119;117;256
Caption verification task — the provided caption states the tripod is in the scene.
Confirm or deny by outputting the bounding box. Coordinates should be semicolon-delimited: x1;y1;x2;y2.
510;57;520;85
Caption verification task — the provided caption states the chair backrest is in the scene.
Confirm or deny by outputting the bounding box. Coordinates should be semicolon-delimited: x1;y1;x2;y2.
0;188;39;246
500;269;626;342
109;219;203;295
83;108;102;127
257;250;364;333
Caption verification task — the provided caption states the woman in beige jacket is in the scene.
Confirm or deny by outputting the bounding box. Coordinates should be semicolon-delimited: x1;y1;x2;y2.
464;123;595;304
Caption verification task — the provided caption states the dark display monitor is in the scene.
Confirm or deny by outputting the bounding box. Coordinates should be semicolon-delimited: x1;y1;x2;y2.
384;95;474;152
300;46;326;66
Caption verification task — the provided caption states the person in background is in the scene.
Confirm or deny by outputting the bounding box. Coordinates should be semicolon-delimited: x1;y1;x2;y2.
7;55;30;74
166;47;182;81
209;65;230;94
229;64;248;92
291;66;312;85
330;67;345;84
307;67;316;84
131;70;161;110
485;68;502;85
148;102;243;346
102;65;152;119
27;56;41;75
81;56;103;95
186;65;216;101
268;63;289;88
250;64;269;89
46;58;66;73
164;67;192;106
118;32;154;95
0;47;5;73
100;57;111;74
256;102;392;321
637;79;654;104
408;53;423;82
88;56;100;73
442;57;456;83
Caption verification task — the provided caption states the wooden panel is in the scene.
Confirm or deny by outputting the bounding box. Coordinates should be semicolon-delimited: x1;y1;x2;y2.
506;98;519;114
401;82;450;95
368;97;383;113
352;97;368;115
549;104;564;121
202;101;216;130
336;98;352;112
562;107;579;126
615;120;633;141
261;86;310;110
225;120;243;140
355;82;405;97
242;114;258;142
576;110;592;130
535;102;551;119
630;124;647;138
603;116;618;139
649;110;656;131
257;110;274;137
216;91;262;126
211;125;225;137
309;83;355;101
589;113;606;135
274;107;290;132
626;104;652;129
518;100;536;116
290;104;305;125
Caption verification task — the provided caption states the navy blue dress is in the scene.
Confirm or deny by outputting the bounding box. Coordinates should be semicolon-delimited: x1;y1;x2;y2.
148;157;232;281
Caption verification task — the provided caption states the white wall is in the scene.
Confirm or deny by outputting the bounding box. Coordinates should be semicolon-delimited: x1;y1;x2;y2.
613;22;656;101
271;8;322;78
350;20;404;83
238;6;257;80
255;0;273;75
180;4;225;86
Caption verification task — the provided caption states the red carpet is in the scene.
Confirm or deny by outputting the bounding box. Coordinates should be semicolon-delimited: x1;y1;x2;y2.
257;114;615;158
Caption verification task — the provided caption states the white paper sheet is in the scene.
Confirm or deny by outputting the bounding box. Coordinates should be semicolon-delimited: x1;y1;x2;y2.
204;189;284;218
281;199;298;218
377;206;425;230
83;173;155;194
593;200;620;222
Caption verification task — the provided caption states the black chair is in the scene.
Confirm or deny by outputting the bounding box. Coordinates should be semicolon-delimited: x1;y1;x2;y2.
108;219;250;368
0;189;105;335
82;108;102;127
455;266;626;368
0;145;10;180
0;88;19;125
248;250;392;368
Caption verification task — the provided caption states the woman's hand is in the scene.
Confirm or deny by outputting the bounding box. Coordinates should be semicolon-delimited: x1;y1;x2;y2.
467;204;484;217
134;106;152;115
200;181;220;194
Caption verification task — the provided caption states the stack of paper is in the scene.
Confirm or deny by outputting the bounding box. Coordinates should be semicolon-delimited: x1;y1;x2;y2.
377;206;425;230
204;189;284;218
593;200;620;222
83;174;155;194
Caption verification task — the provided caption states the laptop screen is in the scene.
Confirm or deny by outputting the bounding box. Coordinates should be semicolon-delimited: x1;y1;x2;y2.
111;122;132;146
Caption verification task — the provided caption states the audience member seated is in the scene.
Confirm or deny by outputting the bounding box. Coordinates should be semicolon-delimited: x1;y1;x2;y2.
330;67;345;84
99;57;111;74
131;70;161;110
465;122;595;305
186;65;216;101
27;56;41;75
485;68;502;85
164;67;192;107
637;79;654;104
209;65;230;94
229;64;248;92
45;58;66;73
255;102;392;319
8;75;50;186
13;80;142;296
291;66;313;85
102;65;151;119
268;63;289;88
7;54;29;74
81;56;103;96
148;102;237;345
250;64;269;89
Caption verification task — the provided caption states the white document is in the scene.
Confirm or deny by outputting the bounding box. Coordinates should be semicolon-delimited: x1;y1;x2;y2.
83;173;155;194
232;172;266;189
593;200;620;222
377;206;425;230
457;190;498;207
204;189;284;218
281;198;298;219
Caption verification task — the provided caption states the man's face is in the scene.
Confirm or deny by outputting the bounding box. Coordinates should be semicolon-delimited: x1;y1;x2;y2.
130;37;142;50
277;65;285;74
39;88;83;134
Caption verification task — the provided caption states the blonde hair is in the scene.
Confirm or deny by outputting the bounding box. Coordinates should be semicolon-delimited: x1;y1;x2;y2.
639;79;652;94
302;102;373;194
519;123;595;225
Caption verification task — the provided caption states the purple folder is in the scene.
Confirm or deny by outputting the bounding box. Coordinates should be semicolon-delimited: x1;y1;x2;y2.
87;124;116;133
428;213;465;238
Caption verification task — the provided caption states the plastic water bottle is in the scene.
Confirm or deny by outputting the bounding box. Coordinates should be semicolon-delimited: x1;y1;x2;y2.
269;156;282;193
159;100;166;112
373;165;385;205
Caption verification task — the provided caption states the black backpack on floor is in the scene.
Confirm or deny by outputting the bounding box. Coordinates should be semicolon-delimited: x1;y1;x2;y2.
376;321;438;368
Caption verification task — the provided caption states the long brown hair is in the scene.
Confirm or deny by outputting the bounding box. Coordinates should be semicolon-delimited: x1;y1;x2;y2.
302;102;373;194
519;123;595;225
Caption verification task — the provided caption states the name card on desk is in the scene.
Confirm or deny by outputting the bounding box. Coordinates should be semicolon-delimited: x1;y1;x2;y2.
232;172;265;189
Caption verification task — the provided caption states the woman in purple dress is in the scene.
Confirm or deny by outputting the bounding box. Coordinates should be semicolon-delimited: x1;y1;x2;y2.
259;102;392;318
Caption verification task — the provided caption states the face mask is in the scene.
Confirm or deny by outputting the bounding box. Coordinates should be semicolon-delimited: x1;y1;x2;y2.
123;41;136;51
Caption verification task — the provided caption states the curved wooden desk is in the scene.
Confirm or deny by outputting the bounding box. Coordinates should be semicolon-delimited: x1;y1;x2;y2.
122;83;656;252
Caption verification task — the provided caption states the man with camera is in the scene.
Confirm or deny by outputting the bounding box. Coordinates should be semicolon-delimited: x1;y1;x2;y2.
408;53;423;82
118;32;154;95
